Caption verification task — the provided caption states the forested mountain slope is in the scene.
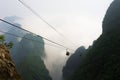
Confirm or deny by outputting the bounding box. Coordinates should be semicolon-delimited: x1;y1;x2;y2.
71;0;120;80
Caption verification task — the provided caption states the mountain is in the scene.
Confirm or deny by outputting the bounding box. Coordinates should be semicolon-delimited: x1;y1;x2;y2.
14;33;52;80
0;16;25;59
102;0;120;33
62;46;86;80
0;16;20;32
0;16;52;80
70;0;120;80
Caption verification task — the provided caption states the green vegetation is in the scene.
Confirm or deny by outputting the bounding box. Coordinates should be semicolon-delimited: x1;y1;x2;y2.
0;35;5;44
6;41;13;49
0;35;13;49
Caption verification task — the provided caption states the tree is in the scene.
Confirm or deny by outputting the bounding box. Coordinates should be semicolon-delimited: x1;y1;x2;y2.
0;35;5;44
6;42;14;49
0;35;13;49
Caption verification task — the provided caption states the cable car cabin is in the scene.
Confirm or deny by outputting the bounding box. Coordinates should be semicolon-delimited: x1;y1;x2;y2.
66;51;70;56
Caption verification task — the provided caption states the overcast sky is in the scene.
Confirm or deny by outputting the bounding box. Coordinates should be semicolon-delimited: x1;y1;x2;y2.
0;0;114;80
0;0;113;49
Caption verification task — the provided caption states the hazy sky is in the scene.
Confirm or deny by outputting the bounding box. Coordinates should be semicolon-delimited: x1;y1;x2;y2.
0;0;114;80
0;0;113;49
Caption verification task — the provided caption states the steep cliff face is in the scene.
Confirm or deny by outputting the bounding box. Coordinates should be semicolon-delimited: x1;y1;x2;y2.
13;33;52;80
62;46;86;80
0;44;21;80
70;0;120;80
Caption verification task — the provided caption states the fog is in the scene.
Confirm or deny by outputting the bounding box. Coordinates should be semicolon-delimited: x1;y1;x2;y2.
0;0;113;80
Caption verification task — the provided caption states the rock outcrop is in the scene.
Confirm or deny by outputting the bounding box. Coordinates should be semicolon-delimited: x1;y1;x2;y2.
0;44;21;80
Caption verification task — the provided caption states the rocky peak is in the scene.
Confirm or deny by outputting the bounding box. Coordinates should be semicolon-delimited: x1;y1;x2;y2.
102;0;120;33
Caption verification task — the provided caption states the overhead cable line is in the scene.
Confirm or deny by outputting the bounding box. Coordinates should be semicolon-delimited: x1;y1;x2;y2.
0;30;65;49
18;0;64;37
0;19;74;51
18;0;79;48
0;30;43;44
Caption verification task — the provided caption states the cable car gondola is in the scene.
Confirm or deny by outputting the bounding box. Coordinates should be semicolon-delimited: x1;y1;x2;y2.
66;49;70;56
